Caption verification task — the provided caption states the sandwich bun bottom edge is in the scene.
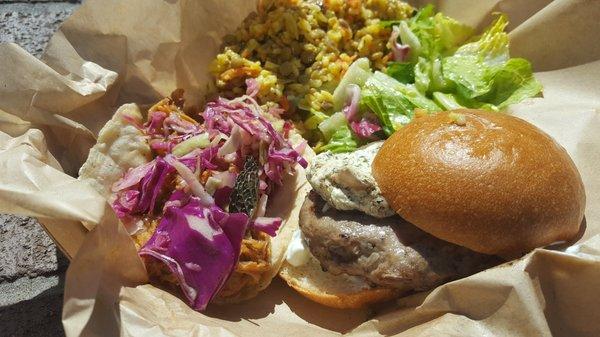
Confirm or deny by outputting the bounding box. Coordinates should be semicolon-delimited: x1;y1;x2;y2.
279;256;402;309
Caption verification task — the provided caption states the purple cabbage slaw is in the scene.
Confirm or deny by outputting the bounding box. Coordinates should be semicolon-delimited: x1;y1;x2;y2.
110;90;307;310
343;85;382;140
389;25;410;62
138;191;248;311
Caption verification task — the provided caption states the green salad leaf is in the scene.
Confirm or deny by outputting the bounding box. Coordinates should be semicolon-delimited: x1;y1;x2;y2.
361;71;439;135
454;14;510;66
318;123;359;153
406;4;473;60
311;6;541;153
433;13;474;55
386;62;415;83
432;92;464;110
480;58;543;108
442;15;541;104
318;112;347;140
332;57;372;111
415;57;450;94
443;54;492;98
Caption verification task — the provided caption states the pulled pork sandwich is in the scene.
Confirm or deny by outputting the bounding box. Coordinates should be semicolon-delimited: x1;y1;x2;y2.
78;89;310;311
280;109;585;309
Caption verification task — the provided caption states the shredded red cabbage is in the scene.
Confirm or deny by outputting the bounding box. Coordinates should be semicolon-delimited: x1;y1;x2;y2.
350;118;382;140
390;25;410;62
342;84;361;122
164;113;198;134
112;161;155;192
146;110;168;136
213;186;233;209
251;217;282;237
338;84;382;140
114;92;306;311
203;95;307;185
144;109;204;155
112;157;174;221
245;78;260;97
139;191;248;311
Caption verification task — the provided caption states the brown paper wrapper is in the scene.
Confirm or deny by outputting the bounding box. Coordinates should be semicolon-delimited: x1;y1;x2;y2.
0;0;599;336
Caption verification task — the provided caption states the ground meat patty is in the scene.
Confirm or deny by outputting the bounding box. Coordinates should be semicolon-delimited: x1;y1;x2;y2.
300;191;500;290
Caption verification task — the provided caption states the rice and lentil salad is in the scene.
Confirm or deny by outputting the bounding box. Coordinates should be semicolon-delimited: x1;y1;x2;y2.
210;0;542;152
211;0;415;144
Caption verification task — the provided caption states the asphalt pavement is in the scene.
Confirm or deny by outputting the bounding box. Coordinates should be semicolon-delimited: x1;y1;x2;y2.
0;1;81;336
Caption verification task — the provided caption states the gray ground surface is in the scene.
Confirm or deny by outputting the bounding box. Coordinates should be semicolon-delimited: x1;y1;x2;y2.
0;1;79;57
0;2;81;336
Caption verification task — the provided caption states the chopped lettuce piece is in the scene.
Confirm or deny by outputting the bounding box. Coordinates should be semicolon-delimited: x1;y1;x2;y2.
319;124;358;153
441;15;538;102
386;62;415;84
172;133;211;157
443;54;492;98
433;92;465;110
361;71;439;135
318;112;347;140
398;21;423;61
406;5;473;59
454;14;510;66
304;110;329;130
374;72;440;112
480;58;543;108
434;13;474;54
333;57;372;111
416;58;451;94
414;57;431;94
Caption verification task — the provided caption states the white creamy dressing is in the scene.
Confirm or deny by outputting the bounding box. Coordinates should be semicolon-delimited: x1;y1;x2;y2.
285;229;311;266
306;141;395;218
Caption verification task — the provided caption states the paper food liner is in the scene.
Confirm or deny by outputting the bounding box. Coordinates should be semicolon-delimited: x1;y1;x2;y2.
0;0;599;336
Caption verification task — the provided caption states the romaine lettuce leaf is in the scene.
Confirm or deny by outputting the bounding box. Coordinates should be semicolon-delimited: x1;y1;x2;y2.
434;13;474;54
415;57;450;94
414;58;431;93
333;57;372;111
386;62;415;84
304;110;329;130
318;112;347;140
405;5;473;60
480;58;543;108
441;15;507;98
398;21;423;61
442;54;491;98
432;92;465;110
319;123;358;153
454;14;510;66
361;71;439;135
441;14;540;105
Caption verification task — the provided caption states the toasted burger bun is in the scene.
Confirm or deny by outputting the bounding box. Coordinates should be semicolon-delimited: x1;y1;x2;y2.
279;256;400;309
373;109;585;257
79;102;313;305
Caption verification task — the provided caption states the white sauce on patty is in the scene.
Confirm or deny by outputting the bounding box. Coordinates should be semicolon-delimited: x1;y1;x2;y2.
306;141;395;218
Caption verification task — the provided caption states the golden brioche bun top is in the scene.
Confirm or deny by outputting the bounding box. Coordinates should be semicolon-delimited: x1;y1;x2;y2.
372;109;585;256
